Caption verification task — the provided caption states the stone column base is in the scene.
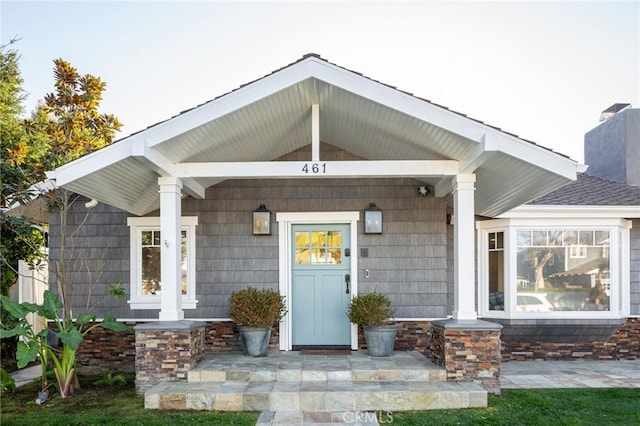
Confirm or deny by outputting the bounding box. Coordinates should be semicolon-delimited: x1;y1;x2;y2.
430;319;503;394
135;320;206;394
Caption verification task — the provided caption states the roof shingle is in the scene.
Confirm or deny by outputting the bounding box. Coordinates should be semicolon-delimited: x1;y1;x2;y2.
528;174;640;206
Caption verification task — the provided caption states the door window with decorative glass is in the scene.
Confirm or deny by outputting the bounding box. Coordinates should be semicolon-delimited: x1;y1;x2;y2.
295;230;343;265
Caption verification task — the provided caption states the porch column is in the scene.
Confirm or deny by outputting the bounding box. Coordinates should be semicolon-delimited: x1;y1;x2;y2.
452;174;477;320
158;176;184;321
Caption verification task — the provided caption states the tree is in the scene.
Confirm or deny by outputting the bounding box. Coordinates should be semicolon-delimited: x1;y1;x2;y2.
24;58;122;321
0;40;47;297
1;54;125;398
0;40;48;371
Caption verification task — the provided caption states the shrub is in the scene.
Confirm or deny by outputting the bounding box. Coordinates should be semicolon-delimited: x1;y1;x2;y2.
228;287;287;327
346;292;393;326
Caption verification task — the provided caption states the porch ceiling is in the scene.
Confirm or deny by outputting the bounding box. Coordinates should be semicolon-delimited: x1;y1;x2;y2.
54;55;578;217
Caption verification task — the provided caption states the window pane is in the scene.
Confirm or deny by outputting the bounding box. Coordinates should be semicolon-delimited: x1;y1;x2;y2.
295;231;309;247
141;228;190;296
579;231;593;246
532;231;547;246
595;231;609;246
488;250;504;311
516;228;610;312
311;231;326;246
295;249;310;265
517;230;531;246
327;248;342;265
141;246;161;295
181;230;187;295
141;230;153;245
564;230;578;245
327;231;342;247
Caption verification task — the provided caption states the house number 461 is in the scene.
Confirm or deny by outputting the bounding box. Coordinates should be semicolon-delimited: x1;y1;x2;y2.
301;163;326;174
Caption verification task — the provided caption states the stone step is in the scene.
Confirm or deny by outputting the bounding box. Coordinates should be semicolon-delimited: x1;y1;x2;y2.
145;380;487;412
187;351;447;383
188;367;446;383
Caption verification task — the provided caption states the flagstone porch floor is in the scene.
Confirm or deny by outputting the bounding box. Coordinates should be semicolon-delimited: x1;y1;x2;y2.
144;350;487;421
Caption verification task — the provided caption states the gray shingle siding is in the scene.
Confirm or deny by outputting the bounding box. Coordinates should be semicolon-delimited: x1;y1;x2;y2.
49;176;448;320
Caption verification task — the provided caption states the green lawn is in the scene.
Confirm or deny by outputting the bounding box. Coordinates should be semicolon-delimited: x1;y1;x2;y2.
2;376;639;426
392;388;640;426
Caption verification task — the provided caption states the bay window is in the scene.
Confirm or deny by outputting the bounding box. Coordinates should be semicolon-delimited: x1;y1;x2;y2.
478;218;630;318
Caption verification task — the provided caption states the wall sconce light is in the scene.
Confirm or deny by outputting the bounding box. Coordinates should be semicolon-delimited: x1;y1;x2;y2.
253;204;271;235
446;213;454;226
364;203;383;234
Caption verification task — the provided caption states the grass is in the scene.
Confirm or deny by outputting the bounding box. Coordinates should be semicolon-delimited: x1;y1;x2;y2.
392;388;640;425
0;374;258;426
2;376;639;426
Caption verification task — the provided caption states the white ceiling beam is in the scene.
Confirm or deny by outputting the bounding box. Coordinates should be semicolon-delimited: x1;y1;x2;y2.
174;160;459;179
312;104;320;162
434;177;453;198
131;142;206;199
459;134;495;174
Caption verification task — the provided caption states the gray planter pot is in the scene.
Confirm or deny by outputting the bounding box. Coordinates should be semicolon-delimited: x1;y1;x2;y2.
239;326;271;357
364;324;398;357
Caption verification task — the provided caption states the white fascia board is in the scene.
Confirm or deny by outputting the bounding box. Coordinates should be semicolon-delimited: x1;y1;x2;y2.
53;139;135;187
498;205;640;219
174;160;459;179
137;56;484;150
487;132;578;180
308;59;485;144
141;61;325;149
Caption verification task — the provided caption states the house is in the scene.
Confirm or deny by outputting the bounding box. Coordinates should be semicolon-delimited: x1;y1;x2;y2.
44;55;639;390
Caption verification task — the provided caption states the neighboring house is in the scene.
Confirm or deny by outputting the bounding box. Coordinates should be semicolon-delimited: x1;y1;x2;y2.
45;55;638;365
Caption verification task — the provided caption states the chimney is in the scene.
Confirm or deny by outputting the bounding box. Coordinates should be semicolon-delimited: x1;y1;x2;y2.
599;103;631;122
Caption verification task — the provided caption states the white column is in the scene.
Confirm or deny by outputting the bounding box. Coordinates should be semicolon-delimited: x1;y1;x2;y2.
452;174;477;320
158;176;184;321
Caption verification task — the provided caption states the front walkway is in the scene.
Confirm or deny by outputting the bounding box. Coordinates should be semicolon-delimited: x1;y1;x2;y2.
501;359;640;389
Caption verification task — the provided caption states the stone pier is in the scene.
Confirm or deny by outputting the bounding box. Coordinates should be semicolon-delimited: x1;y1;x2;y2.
430;320;503;394
135;320;206;393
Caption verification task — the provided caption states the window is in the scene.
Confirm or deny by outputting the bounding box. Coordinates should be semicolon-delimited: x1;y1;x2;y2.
478;218;630;318
488;232;504;311
127;217;198;309
294;230;343;265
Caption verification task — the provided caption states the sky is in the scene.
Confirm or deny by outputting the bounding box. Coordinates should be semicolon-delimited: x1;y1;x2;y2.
2;1;639;164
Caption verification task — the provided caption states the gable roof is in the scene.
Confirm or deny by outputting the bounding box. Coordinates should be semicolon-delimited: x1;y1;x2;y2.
50;54;578;217
528;174;640;206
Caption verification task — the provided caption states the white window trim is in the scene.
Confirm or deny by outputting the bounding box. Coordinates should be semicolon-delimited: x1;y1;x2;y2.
127;216;198;310
477;217;631;320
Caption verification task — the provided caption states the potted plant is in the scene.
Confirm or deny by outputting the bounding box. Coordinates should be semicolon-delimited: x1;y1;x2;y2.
346;292;397;356
228;286;287;357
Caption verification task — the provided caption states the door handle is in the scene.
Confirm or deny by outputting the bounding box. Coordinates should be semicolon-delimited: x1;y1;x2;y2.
345;274;350;294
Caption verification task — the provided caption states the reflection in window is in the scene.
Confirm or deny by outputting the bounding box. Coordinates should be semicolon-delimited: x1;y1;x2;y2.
516;229;610;312
488;232;504;311
141;230;188;296
295;230;342;265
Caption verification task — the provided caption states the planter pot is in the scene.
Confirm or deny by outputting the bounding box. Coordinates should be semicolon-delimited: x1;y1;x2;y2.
239;326;271;357
364;324;398;357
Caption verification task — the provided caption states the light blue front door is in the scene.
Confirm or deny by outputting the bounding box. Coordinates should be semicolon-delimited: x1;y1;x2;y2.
292;224;351;346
